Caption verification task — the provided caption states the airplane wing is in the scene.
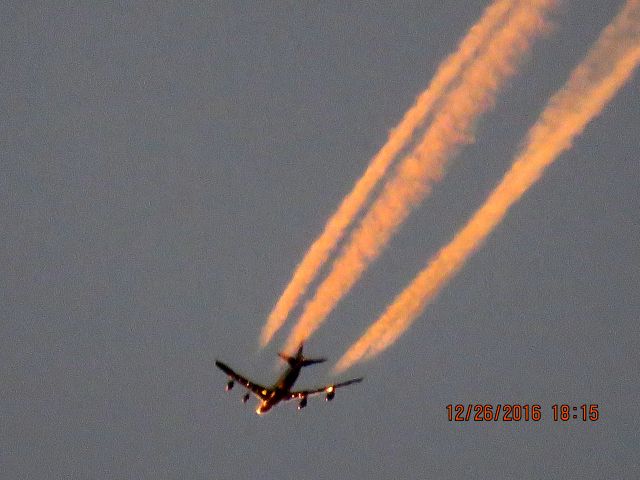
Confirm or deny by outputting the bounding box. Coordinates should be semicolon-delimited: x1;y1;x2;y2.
286;377;364;400
215;360;272;400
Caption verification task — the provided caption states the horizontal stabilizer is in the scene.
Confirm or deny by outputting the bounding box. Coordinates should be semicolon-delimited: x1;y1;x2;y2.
300;357;326;366
277;352;326;366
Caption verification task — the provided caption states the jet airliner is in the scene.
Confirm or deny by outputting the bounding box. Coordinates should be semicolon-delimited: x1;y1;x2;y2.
215;344;363;414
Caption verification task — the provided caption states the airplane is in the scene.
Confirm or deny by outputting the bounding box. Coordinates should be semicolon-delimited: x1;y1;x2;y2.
215;343;363;415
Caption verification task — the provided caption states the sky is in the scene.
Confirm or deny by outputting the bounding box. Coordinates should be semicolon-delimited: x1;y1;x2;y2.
2;1;639;478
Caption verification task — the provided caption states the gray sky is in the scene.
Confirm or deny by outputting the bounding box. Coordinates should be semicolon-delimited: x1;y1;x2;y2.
3;1;639;478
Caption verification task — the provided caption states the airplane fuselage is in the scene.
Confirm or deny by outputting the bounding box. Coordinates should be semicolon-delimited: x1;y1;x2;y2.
256;363;302;414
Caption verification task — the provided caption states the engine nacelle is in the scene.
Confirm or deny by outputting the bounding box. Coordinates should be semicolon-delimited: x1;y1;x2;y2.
242;393;250;403
325;388;335;402
298;397;307;410
225;380;234;391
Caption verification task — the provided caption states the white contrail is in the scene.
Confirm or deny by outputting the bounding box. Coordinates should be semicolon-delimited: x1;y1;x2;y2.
335;0;640;372
284;0;557;354
260;0;517;345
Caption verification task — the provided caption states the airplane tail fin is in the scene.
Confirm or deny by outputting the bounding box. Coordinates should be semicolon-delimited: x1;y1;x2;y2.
278;343;326;367
278;351;297;365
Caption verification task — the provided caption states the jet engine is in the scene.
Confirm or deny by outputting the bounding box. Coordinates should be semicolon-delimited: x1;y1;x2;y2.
298;397;307;410
242;393;250;403
325;387;335;401
225;380;234;391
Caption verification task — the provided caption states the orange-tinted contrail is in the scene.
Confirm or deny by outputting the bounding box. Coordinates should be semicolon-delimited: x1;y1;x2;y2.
283;0;557;354
335;0;640;372
260;0;517;346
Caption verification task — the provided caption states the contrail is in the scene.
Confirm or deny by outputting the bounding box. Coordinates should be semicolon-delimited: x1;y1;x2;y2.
260;0;517;346
283;0;557;354
335;0;640;373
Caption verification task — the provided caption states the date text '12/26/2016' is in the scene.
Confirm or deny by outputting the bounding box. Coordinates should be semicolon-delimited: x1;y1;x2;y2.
446;404;599;422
